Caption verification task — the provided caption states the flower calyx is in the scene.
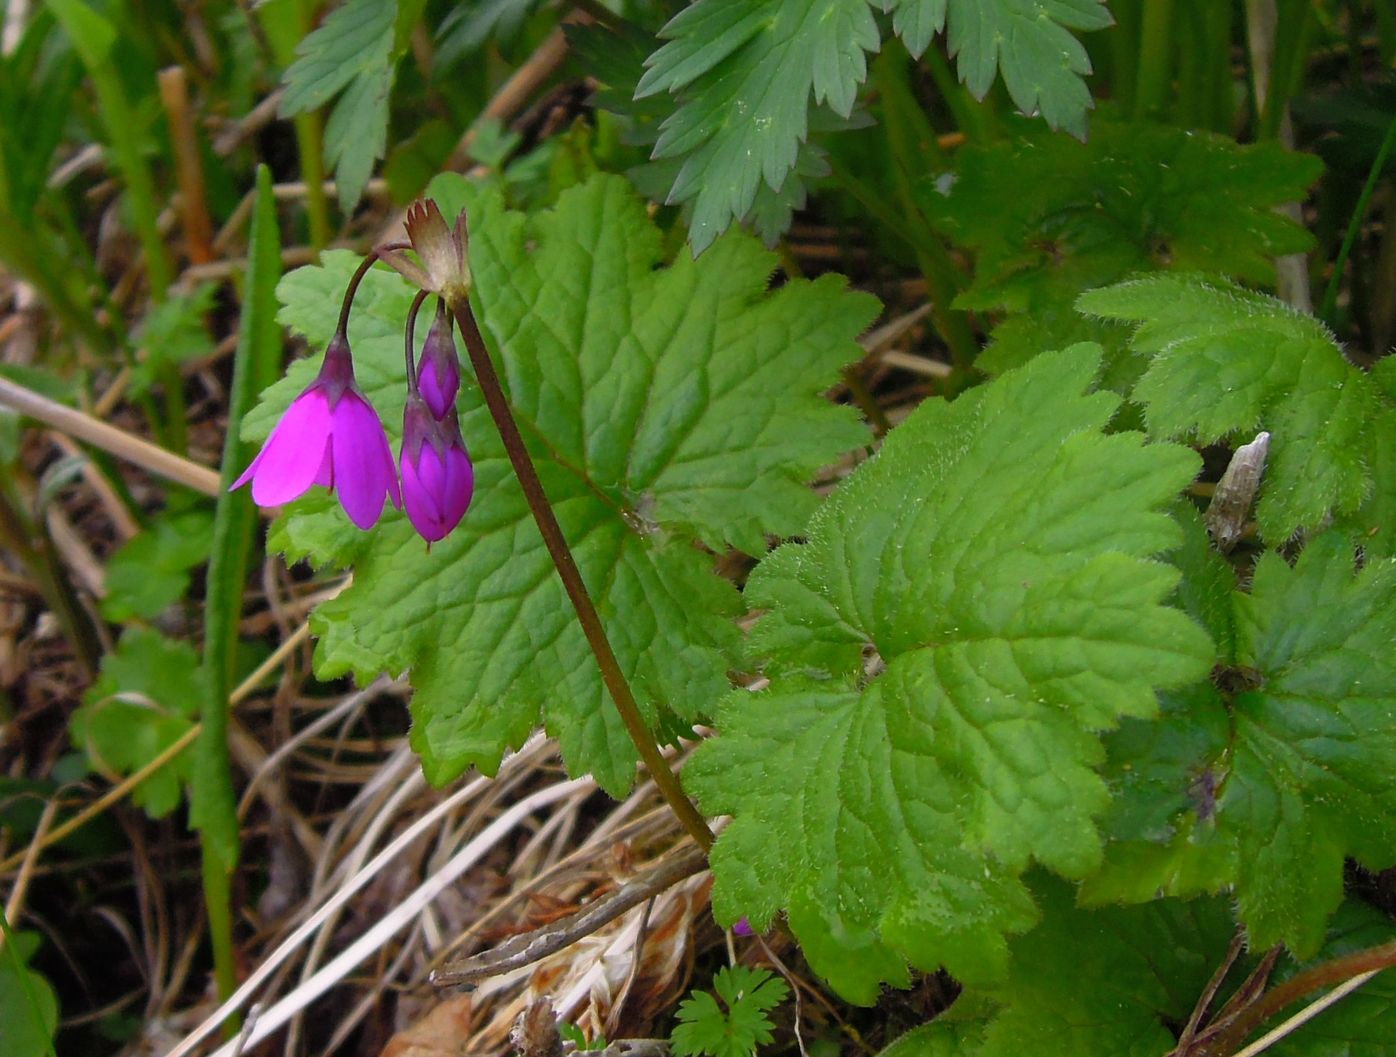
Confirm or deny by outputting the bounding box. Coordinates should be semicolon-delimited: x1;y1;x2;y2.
383;200;472;308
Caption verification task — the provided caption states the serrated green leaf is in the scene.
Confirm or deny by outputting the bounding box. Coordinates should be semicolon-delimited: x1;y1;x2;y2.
279;0;394;115
672;966;789;1057
637;0;880;253
1088;533;1396;957
1267;901;1396;1056
323;60;393;211
889;0;1112;134
931;120;1319;382
246;173;876;795
1225;536;1396;954
1168;502;1238;661
435;0;542;67
100;509;213;621
638;0;1113;251
70;629;206;817
1080;274;1382;543
686;344;1214;1001
279;0;398;212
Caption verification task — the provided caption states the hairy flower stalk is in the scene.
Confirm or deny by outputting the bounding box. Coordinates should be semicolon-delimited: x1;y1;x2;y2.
449;301;716;852
387;199;714;848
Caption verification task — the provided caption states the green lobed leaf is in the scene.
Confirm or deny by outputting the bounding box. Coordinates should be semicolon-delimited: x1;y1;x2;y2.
1079;274;1388;545
435;0;543;68
686;344;1214;1001
930;120;1320;382
247;173;876;795
897;894;1396;1057
69;629;207;818
671;966;790;1057
279;0;398;211
637;0;881;254
637;0;1113;252
100;508;213;622
1089;533;1396;958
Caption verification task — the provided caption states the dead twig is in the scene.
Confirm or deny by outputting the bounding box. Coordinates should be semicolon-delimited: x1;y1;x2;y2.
0;375;221;495
432;843;709;988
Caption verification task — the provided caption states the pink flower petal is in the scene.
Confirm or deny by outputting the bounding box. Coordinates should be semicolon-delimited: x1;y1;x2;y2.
401;449;445;540
330;394;396;529
442;445;474;530
313;444;333;487
417;359;456;419
237;390;334;506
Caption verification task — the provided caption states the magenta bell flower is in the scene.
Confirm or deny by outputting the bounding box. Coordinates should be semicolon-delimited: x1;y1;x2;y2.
416;301;461;419
232;334;401;530
400;393;473;543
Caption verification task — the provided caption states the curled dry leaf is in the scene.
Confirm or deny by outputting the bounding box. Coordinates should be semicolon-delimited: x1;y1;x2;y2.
380;993;473;1057
466;870;711;1052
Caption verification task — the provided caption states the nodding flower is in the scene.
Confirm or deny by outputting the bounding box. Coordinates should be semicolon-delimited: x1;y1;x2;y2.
399;391;474;543
231;333;401;530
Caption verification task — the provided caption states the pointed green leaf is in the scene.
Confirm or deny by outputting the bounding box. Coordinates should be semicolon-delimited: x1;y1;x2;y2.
977;879;1237;1057
638;0;881;253
888;0;1112;134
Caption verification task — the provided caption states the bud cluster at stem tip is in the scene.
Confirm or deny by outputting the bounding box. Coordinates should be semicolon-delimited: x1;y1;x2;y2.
232;203;475;544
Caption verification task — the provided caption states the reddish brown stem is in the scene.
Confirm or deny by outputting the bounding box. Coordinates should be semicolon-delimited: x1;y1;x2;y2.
450;300;714;852
1209;938;1396;1055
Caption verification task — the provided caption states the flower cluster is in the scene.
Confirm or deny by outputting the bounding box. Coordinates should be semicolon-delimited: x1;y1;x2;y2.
233;202;474;544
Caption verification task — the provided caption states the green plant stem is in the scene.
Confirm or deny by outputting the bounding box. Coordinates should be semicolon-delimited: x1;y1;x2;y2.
1257;0;1317;141
1108;0;1141;112
1319;111;1396;326
294;113;331;250
1134;0;1175;118
1206;937;1396;1056
451;300;714;853
871;48;978;378
193;167;283;1026
200;856;238;1037
0;484;100;678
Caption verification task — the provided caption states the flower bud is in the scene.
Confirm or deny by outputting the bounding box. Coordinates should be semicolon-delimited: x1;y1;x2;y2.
416;301;460;419
400;394;473;543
